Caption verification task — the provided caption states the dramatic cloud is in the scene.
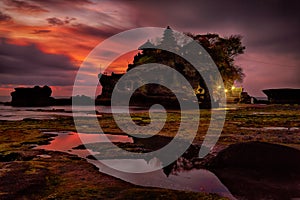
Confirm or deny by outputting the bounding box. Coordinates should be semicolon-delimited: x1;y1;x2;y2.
0;11;12;23
121;0;300;53
0;38;77;86
46;17;65;26
69;23;122;38
0;0;299;96
46;17;76;26
3;0;48;13
30;0;93;8
117;0;300;96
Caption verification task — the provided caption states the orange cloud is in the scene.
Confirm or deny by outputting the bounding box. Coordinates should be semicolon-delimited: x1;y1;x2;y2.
0;6;138;97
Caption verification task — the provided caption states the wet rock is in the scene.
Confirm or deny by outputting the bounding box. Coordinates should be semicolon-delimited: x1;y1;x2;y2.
209;142;300;200
209;141;300;171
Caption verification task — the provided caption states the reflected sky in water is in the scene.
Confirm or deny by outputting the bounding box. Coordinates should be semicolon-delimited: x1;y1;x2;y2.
37;131;236;199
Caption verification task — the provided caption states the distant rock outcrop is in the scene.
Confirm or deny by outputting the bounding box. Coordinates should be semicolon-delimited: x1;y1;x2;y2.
11;86;54;107
263;88;300;104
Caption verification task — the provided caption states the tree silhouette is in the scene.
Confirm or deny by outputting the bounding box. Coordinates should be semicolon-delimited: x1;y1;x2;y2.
126;27;245;107
99;27;245;108
186;33;245;89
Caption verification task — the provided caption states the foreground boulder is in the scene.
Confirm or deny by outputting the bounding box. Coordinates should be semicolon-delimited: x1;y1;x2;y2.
209;141;300;171
209;142;300;200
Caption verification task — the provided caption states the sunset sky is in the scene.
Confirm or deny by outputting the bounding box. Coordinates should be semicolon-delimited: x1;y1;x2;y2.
0;0;299;97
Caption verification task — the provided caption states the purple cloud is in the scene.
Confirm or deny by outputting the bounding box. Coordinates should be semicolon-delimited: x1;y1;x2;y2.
117;0;300;96
0;38;77;86
3;0;48;13
0;11;12;23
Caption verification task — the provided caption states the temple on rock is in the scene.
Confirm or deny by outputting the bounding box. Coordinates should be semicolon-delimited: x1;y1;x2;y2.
97;26;244;108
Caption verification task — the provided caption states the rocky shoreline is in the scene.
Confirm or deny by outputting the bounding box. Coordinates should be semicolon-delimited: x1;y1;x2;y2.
0;120;225;199
0;118;227;200
0;104;299;199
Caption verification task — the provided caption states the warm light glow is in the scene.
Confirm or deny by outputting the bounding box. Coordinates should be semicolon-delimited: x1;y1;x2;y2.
217;85;222;89
225;89;228;93
232;86;235;90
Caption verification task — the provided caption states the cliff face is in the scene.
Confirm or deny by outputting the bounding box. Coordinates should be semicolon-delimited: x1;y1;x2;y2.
98;72;124;100
97;68;207;108
11;86;54;107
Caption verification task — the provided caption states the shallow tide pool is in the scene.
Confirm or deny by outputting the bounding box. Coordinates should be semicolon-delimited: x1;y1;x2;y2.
36;131;236;199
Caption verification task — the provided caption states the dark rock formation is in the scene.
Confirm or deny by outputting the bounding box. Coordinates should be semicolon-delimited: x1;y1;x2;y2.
96;72;124;106
10;86;95;106
209;142;300;200
11;86;54;107
263;88;300;104
209;141;300;170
